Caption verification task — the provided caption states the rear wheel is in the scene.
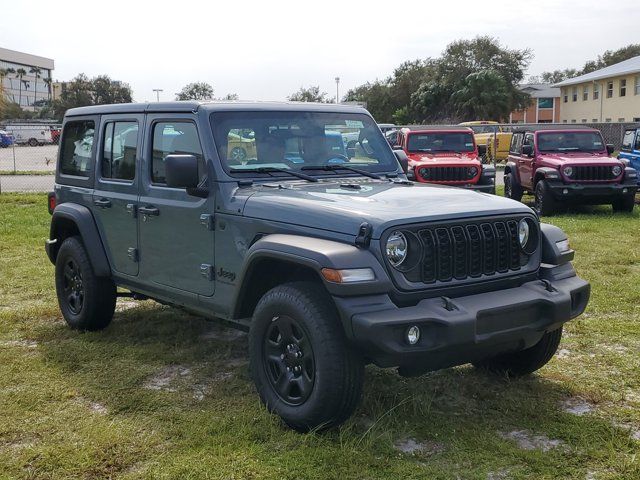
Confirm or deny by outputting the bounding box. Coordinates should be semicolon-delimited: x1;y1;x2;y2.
534;180;559;216
612;195;635;212
55;236;116;331
504;173;523;202
28;138;39;147
473;327;563;377
249;282;364;431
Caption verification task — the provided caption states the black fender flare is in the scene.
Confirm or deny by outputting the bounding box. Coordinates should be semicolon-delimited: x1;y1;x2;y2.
540;223;574;265
504;161;520;185
232;233;392;315
533;167;561;186
48;203;111;277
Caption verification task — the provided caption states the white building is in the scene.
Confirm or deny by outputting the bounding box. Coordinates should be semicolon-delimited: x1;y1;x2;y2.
0;47;55;111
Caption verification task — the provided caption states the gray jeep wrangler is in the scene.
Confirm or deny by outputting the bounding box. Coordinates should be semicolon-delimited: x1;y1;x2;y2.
46;101;590;431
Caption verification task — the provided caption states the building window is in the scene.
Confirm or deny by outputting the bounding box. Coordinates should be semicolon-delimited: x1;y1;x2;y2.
562;120;567;123
592;118;598;122
607;81;613;98
593;83;599;100
581;119;587;123
572;87;578;101
620;79;627;97
583;86;589;101
571;119;577;123
538;98;553;109
563;93;568;103
605;118;612;122
634;117;640;122
635;76;640;95
618;117;625;122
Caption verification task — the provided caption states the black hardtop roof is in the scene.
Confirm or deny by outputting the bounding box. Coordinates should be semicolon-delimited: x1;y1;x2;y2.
401;125;474;132
512;125;600;134
65;101;370;117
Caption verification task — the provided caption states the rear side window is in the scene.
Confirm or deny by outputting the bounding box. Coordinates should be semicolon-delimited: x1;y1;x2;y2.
635;131;640;151
60;121;95;177
102;121;138;180
621;130;635;151
151;122;204;184
510;133;523;154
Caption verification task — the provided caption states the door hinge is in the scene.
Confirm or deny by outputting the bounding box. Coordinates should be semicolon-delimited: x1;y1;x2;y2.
200;214;214;230
127;247;139;262
355;222;373;248
200;264;214;280
126;203;137;218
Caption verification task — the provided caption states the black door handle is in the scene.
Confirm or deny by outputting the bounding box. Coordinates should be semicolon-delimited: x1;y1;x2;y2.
139;206;160;216
94;198;112;208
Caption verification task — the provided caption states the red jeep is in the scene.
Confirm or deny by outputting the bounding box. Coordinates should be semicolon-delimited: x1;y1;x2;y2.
394;127;495;194
505;128;638;215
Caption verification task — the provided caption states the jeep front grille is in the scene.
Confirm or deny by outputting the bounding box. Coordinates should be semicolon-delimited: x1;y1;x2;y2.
570;165;617;182
418;220;522;283
418;166;476;183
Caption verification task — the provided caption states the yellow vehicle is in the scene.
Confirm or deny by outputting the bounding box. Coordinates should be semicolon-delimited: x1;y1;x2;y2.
459;121;512;163
227;129;257;163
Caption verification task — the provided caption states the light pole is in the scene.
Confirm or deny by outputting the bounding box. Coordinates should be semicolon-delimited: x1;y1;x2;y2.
335;77;340;104
152;88;163;102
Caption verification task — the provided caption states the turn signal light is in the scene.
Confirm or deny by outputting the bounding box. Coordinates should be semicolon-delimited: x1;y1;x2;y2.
321;268;375;283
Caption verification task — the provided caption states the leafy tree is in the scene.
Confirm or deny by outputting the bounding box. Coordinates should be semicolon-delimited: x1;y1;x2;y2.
219;93;239;100
344;81;393;121
450;70;511;120
52;73;133;119
287;86;331;103
176;82;214;101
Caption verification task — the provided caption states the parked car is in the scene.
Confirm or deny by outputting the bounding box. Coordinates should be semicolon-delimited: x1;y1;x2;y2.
46;101;589;431
505;127;638;215
4;123;54;146
459;121;512;163
0;129;15;148
395;127;495;193
377;123;396;135
51;126;62;145
618;127;640;182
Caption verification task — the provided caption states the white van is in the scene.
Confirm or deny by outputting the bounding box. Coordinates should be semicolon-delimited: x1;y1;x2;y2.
4;124;54;146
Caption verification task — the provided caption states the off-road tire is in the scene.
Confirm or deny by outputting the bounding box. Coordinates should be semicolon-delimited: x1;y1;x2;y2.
249;281;364;432
55;236;116;331
473;326;563;377
612;195;635;213
504;173;523;202
534;179;558;216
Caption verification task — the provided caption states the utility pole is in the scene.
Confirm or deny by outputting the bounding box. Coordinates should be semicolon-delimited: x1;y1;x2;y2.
152;89;163;102
335;77;340;104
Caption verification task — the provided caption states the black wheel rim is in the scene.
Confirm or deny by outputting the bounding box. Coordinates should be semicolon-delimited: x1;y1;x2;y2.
263;315;315;406
62;258;84;314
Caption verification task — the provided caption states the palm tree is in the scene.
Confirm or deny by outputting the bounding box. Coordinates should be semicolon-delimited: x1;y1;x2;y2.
43;77;52;102
22;79;31;107
30;67;42;108
5;67;16;102
0;68;8;100
16;68;26;107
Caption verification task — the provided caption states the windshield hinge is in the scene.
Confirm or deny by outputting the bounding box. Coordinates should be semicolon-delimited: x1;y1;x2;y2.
355;222;373;248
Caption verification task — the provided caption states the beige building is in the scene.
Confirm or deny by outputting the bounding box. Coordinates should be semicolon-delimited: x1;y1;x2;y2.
554;55;640;124
0;47;54;111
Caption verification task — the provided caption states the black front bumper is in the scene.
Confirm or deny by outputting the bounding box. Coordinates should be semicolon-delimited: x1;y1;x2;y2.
466;182;495;194
547;180;637;200
335;268;589;371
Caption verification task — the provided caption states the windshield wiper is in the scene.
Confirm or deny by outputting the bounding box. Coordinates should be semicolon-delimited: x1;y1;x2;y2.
229;166;318;182
301;164;382;180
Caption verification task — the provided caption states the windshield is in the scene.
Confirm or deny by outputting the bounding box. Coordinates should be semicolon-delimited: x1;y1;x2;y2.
470;125;499;134
537;132;605;153
407;132;475;153
210;111;398;178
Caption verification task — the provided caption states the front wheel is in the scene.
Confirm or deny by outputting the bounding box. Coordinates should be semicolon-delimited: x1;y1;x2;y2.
473;327;563;377
612;195;635;212
249;282;364;432
55;236;116;331
534;180;559;216
504;173;523;202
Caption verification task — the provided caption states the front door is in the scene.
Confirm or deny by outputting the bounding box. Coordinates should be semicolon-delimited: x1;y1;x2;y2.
138;115;215;296
519;133;535;189
92;114;143;277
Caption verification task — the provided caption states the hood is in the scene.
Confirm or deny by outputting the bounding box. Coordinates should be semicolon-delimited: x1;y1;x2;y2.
408;152;479;165
538;152;622;166
242;179;532;238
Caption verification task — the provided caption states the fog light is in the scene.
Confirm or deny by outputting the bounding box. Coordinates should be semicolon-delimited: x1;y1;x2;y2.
406;325;420;345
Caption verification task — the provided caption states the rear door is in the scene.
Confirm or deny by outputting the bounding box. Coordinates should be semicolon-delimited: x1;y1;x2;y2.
137;114;216;296
91;114;143;277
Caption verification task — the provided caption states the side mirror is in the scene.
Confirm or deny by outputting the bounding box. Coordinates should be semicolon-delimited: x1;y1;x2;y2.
522;144;533;156
477;144;487;156
606;144;614;155
394;149;409;174
165;155;207;197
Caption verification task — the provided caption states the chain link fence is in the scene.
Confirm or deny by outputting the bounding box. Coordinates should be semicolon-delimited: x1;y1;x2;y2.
0;142;57;193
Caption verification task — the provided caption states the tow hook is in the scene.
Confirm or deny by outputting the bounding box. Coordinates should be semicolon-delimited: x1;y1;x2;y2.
540;279;557;292
441;296;458;311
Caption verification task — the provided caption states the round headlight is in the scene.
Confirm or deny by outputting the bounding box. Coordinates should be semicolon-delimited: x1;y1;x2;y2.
612;165;622;176
386;231;408;267
563;166;573;177
468;166;478;178
518;219;530;249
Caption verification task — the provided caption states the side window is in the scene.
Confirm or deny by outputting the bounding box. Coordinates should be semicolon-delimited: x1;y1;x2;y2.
102;121;138;180
635;130;640;151
60;120;95;177
621;130;635;151
151;122;204;184
510;133;522;154
524;134;534;147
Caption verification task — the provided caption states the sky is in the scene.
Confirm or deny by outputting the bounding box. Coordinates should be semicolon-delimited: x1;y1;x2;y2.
1;0;637;103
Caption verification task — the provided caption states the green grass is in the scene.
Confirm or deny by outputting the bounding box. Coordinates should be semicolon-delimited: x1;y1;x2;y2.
1;193;639;479
0;171;54;176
